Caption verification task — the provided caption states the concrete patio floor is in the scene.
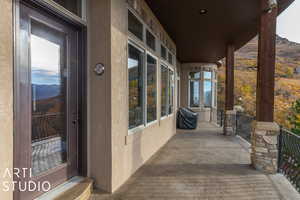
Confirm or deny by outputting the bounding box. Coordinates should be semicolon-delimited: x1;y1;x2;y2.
91;123;300;200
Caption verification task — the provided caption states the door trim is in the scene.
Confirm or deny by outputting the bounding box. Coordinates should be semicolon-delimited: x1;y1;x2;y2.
13;0;87;199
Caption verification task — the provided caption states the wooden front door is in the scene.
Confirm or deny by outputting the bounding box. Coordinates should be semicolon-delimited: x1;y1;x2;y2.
14;2;82;199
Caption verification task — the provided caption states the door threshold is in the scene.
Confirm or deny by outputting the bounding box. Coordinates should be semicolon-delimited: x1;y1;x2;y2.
36;176;93;200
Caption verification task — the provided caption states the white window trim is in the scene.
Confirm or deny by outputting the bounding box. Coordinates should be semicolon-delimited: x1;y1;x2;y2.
145;52;159;125
127;7;177;130
188;70;215;109
160;64;175;120
127;41;146;132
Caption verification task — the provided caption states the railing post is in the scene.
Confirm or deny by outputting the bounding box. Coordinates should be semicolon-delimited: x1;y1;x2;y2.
221;110;223;127
277;125;283;173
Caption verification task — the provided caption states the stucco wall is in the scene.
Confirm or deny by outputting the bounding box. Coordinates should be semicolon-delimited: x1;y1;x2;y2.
110;0;177;192
0;0;13;199
87;0;112;192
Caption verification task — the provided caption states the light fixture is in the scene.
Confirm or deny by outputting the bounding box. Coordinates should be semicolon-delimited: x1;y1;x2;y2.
199;9;208;15
265;0;278;13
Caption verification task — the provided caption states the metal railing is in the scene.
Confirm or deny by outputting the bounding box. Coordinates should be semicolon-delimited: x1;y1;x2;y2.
218;109;300;192
236;112;255;143
278;127;300;192
217;110;224;127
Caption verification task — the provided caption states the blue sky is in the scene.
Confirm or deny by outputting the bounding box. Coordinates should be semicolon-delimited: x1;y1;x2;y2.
277;1;300;43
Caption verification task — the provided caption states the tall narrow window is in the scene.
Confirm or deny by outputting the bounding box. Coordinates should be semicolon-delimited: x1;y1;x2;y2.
189;72;201;107
128;44;144;129
204;71;212;107
146;30;156;51
146;55;157;123
128;11;143;41
169;70;174;114
161;65;168;117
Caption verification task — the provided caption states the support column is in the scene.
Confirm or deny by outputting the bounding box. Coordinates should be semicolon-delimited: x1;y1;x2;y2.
224;44;236;135
251;0;278;174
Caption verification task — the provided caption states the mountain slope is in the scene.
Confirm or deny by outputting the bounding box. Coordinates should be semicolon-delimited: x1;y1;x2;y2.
218;35;300;128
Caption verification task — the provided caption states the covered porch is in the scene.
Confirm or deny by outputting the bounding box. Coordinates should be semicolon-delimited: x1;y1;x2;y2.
91;123;299;199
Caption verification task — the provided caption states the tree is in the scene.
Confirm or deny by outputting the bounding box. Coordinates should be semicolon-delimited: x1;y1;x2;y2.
288;99;300;135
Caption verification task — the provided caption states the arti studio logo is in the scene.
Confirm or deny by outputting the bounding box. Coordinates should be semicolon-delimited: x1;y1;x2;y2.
1;168;51;192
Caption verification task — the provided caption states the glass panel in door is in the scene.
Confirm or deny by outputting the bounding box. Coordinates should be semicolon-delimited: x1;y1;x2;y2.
30;21;67;176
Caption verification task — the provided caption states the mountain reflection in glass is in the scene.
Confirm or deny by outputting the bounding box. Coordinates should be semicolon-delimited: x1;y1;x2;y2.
30;28;67;176
146;55;157;123
128;44;144;129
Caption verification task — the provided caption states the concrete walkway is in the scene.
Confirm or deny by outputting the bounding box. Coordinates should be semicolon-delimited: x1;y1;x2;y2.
91;124;299;200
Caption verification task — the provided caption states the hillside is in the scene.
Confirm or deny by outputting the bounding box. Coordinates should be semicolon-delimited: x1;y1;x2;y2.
218;35;300;128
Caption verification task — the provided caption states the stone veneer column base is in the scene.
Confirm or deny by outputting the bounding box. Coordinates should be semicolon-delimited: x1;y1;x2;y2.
251;121;279;174
223;110;236;136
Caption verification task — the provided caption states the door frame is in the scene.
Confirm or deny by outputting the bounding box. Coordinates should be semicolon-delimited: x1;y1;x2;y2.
13;0;87;199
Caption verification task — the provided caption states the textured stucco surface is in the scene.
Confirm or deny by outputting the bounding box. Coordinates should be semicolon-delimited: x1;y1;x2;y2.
91;124;299;200
0;0;13;199
87;0;112;192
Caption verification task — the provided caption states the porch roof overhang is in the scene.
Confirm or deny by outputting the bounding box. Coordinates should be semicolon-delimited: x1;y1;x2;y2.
145;0;295;63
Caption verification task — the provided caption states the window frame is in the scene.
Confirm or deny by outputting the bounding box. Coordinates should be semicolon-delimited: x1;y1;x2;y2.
127;7;177;132
168;67;175;115
32;0;87;24
128;10;144;42
188;70;215;109
160;44;167;61
146;29;156;52
203;71;213;108
188;72;202;108
145;52;159;126
160;61;175;120
127;41;146;132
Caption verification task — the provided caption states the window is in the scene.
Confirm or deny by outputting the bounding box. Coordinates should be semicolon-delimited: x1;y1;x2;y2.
146;30;156;51
168;69;174;114
189;72;201;107
161;65;169;117
189;80;200;107
204;71;212;107
146;55;157;123
128;11;143;41
128;44;144;129
161;45;167;60
168;52;173;65
53;0;83;17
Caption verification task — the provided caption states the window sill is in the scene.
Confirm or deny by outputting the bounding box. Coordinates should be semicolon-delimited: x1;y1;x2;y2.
126;121;159;145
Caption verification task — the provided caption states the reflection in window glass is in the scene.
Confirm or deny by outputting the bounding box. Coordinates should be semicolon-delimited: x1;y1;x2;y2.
189;80;200;107
128;44;144;129
147;55;157;123
204;80;212;107
204;71;212;79
53;0;82;17
30;22;67;176
161;65;168;117
169;70;174;114
189;72;201;79
128;11;143;41
161;45;167;60
168;52;173;65
146;30;156;51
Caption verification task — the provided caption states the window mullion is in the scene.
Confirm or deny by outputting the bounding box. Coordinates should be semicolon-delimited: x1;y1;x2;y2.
144;53;147;125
